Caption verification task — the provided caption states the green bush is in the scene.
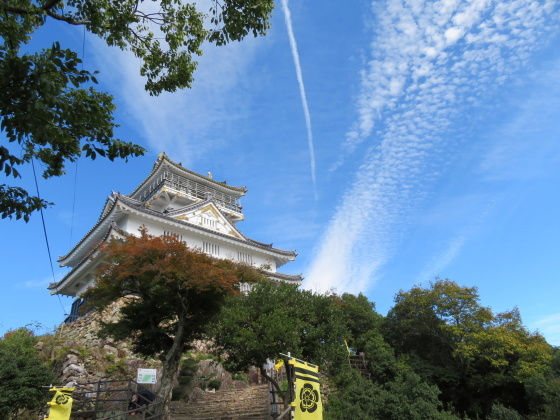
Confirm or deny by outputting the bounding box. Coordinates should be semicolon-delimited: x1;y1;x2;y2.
105;361;127;376
171;386;184;401
232;373;248;383
0;328;55;419
178;358;198;386
207;380;221;391
488;403;523;420
325;371;459;420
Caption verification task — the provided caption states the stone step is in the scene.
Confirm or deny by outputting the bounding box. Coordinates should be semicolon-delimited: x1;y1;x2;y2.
170;384;271;420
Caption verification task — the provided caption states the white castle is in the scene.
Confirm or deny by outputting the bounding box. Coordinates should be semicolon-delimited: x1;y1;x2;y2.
49;153;301;321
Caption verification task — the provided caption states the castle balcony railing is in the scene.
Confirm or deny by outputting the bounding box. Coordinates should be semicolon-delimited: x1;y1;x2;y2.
140;171;243;214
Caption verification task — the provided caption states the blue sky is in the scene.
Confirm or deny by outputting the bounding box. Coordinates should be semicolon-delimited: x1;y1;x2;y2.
2;0;560;345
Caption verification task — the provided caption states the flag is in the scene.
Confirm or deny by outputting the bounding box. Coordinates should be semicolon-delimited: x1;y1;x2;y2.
344;339;350;354
45;387;74;420
288;359;323;420
274;359;285;371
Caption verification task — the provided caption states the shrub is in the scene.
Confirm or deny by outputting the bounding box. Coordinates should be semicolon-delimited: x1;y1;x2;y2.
171;386;184;401
0;328;55;419
207;380;221;391
232;373;248;383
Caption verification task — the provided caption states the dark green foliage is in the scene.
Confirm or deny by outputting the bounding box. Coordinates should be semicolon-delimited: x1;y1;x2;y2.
209;281;349;402
205;276;560;419
0;0;273;221
525;354;560;419
488;403;523;420
383;279;553;418
0;328;55;420
178;358;198;386
171;386;183;401
207;379;221;391
326;369;458;420
210;281;348;375
337;293;383;354
0;37;144;221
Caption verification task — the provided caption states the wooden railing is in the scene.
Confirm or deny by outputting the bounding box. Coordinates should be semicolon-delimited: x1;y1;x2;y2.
68;379;162;419
140;171;242;214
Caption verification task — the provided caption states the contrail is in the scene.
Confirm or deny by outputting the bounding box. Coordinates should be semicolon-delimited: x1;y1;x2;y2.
281;0;317;199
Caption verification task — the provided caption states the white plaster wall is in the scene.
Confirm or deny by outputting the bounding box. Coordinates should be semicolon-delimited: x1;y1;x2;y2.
123;214;278;272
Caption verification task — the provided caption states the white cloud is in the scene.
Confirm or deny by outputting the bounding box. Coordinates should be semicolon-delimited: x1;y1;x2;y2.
23;277;52;289
16;273;64;291
445;27;465;45
307;0;559;294
88;25;263;167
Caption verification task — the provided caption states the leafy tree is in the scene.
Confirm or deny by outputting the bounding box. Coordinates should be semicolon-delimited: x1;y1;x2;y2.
384;278;553;418
326;293;458;419
326;366;459;420
525;349;560;419
335;293;400;383
487;403;523;420
1;0;274;221
81;227;264;417
0;327;55;419
337;293;383;354
209;281;348;402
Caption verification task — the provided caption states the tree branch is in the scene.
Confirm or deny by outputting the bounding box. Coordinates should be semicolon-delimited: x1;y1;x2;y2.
0;3;38;16
42;0;63;11
45;10;89;26
0;3;90;26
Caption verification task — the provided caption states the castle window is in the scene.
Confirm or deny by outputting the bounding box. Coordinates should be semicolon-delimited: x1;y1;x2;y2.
237;251;253;264
201;217;217;228
164;230;183;242
203;242;220;256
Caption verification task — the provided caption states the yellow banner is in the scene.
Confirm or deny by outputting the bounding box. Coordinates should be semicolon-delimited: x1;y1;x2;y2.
288;359;323;420
274;359;284;371
45;388;74;420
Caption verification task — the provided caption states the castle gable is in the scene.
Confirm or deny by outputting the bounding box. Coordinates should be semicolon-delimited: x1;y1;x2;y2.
171;202;244;239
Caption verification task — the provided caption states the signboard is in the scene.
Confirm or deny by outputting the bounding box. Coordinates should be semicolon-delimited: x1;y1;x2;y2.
137;368;157;384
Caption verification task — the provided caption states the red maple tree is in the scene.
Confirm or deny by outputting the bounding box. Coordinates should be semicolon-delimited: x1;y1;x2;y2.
82;227;264;416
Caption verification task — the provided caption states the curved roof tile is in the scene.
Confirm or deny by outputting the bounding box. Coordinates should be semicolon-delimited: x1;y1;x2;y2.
129;153;247;198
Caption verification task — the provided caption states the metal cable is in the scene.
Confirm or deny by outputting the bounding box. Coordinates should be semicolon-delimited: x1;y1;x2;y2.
31;158;68;316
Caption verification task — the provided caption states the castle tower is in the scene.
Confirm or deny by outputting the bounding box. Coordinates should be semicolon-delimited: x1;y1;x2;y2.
49;153;301;321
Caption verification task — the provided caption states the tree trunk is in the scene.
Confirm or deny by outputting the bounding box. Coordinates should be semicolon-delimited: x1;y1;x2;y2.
260;365;292;410
158;315;187;420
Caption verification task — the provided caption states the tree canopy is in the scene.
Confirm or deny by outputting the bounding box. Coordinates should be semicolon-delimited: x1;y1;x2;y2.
211;278;559;419
0;0;274;221
82;227;265;414
209;281;349;400
0;327;55;420
384;278;553;418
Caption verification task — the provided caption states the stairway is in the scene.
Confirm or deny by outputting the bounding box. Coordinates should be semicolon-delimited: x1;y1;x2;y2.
348;354;370;379
170;384;271;420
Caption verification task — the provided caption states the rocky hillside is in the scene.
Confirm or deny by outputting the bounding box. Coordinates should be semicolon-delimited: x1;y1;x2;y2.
39;299;264;407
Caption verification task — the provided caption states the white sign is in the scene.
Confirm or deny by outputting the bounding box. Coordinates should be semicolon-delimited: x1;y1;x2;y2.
137;368;157;384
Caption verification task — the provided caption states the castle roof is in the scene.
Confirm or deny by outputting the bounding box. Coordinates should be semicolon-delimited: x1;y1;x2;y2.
58;193;297;267
129;153;247;200
50;217;301;295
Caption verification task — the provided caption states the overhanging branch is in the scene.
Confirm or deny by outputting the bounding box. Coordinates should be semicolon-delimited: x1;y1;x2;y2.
1;3;90;26
42;0;63;11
